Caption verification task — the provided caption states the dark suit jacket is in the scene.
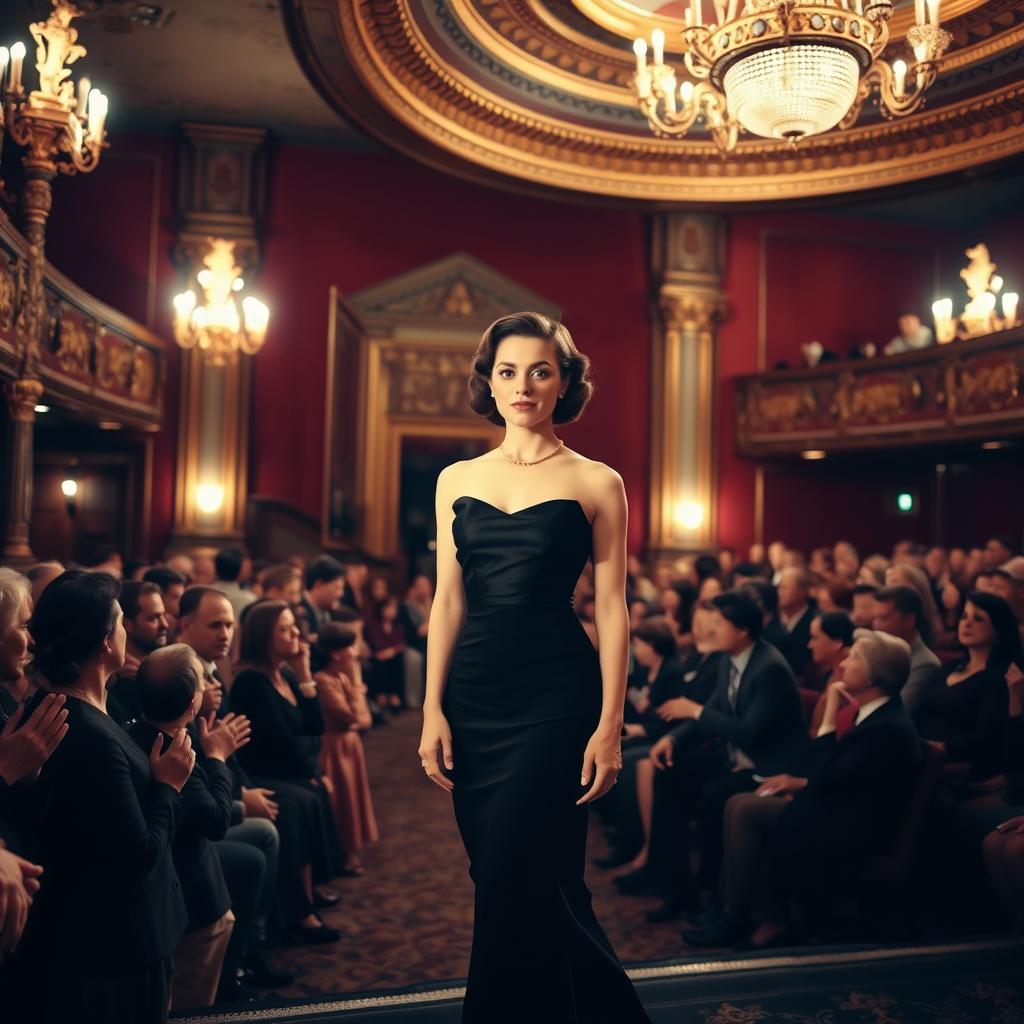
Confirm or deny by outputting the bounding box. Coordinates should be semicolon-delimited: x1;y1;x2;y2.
21;693;186;967
778;607;814;676
772;696;922;871
633;652;723;741
681;639;808;776
761;617;790;656
129;720;234;931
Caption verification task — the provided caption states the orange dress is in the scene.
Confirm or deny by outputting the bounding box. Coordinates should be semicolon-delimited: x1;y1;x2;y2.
316;668;380;852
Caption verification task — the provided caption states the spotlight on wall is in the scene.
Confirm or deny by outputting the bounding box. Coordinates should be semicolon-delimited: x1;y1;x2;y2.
196;482;224;514
674;499;705;531
801;449;827;461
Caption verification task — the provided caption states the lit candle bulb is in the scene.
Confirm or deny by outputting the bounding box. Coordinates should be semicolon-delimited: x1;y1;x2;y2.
0;47;8;94
892;59;907;97
87;88;108;143
914;0;925;24
76;76;91;118
991;275;1003;293
633;37;647;73
9;41;25;92
932;298;955;343
684;8;693;27
691;0;702;26
652;27;665;65
926;0;940;25
1003;292;1019;326
680;80;695;105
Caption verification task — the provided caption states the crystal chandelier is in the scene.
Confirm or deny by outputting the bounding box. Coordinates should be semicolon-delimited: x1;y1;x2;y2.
172;239;270;366
632;0;950;153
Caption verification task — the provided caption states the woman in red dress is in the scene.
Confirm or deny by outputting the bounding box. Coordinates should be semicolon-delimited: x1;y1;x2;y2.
314;622;379;873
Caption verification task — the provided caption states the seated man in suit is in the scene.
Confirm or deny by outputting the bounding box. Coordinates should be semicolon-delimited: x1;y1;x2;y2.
776;568;815;676
872;585;941;716
616;590;807;920
685;628;922;947
130;645;252;1009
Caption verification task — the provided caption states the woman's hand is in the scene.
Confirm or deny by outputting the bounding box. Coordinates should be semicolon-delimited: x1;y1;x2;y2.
576;725;622;805
197;712;251;761
0;693;69;786
149;728;195;792
418;708;454;792
287;640;313;681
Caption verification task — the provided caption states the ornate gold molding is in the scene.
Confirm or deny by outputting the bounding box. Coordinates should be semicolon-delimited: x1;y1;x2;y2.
7;377;44;422
285;0;1024;203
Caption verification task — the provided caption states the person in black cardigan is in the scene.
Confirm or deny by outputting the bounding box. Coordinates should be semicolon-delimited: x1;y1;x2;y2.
685;627;921;947
230;600;341;942
8;571;194;1024
129;644;252;1009
618;590;807;919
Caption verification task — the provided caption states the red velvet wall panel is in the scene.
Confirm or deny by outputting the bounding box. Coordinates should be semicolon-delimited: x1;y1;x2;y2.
253;147;652;553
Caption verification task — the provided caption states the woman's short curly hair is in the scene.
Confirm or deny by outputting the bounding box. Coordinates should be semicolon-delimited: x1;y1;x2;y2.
467;311;594;426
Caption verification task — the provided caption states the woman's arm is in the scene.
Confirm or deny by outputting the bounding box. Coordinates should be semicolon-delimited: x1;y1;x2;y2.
422;465;466;717
591;468;630;731
316;672;359;729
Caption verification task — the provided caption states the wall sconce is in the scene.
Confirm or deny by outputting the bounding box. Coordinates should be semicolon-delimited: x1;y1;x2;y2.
674;499;705;532
932;244;1020;343
196;482;224;515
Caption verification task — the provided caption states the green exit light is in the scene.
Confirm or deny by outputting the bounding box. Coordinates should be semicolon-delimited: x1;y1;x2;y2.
896;492;914;513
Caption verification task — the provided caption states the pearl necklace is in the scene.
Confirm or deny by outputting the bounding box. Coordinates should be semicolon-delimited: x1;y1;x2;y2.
498;440;565;466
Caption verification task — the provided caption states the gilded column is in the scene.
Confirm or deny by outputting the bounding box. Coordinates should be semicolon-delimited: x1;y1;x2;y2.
648;213;727;558
2;378;45;564
168;123;268;555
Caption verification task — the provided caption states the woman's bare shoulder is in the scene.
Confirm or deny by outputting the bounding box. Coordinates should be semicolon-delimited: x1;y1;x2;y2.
435;452;499;499
563;450;623;492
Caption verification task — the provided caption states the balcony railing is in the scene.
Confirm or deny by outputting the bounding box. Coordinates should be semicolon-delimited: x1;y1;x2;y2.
735;327;1024;456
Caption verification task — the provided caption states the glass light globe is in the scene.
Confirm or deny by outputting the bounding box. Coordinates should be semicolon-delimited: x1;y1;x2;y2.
723;44;861;141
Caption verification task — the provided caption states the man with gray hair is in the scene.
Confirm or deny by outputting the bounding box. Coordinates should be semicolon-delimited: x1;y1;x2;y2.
685;627;922;948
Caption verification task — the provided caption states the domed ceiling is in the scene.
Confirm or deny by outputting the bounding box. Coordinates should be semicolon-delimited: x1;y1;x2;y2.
283;0;1024;203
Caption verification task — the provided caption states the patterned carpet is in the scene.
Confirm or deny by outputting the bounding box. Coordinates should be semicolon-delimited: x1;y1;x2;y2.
271;709;685;998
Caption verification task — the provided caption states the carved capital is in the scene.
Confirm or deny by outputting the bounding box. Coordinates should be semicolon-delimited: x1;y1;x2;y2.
7;378;44;422
659;291;728;336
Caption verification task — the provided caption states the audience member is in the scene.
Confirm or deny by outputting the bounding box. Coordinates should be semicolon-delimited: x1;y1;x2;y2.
776;568;815;675
314;623;379;874
365;596;408;711
231;601;342;943
130;645;251;1008
686;628;919;947
144;566;187;637
851;584;878;628
213;548;257;620
12;571;194;1023
301;556;346;639
109;580;169;725
25;562;63;606
872;585;941;716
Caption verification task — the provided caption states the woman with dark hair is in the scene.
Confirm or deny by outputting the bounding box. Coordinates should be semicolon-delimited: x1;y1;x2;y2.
365;595;407;711
805;611;856;733
418;312;652;1021
914;591;1022;781
9;570;194;1024
230;601;341;942
314;623;379;874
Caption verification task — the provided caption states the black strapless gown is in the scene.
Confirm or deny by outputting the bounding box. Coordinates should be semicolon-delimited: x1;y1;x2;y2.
442;495;652;1024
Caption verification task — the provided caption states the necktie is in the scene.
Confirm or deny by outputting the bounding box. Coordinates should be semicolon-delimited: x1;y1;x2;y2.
728;661;740;709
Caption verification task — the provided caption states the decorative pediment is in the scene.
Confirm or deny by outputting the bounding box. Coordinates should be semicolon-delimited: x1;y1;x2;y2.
348;253;561;334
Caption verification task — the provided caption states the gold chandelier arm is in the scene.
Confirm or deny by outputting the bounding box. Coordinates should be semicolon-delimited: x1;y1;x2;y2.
700;87;740;152
838;63;879;130
681;25;715;76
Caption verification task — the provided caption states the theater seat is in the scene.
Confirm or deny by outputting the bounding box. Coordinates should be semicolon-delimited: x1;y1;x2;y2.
862;740;946;884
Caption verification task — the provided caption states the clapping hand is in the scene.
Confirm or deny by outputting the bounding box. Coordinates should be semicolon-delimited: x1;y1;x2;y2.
0;846;43;953
197;712;252;761
0;693;69;786
149;728;195;792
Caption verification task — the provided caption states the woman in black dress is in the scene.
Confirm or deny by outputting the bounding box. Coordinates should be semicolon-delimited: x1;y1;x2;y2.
231;600;341;942
13;571;195;1024
913;590;1022;781
418;313;651;1023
